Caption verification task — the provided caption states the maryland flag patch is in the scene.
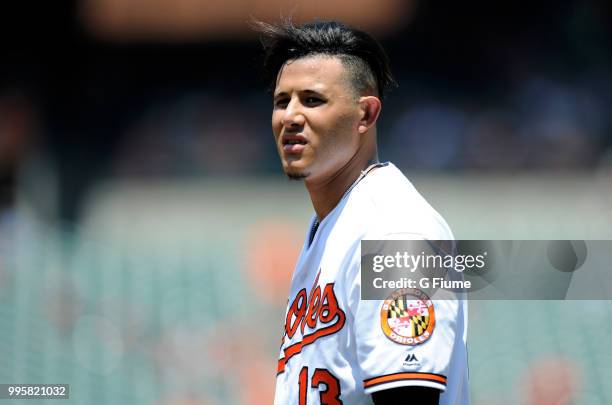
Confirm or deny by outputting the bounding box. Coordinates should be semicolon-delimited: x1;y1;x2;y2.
380;289;435;345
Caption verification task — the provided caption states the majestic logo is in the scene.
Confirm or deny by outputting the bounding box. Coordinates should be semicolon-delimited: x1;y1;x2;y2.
277;270;346;374
405;353;418;362
403;353;421;368
380;288;435;345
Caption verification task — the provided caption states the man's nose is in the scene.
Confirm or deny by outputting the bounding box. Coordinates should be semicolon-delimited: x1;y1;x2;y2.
282;99;305;128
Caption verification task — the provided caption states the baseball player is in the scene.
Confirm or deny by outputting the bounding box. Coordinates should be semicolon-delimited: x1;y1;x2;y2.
256;19;469;405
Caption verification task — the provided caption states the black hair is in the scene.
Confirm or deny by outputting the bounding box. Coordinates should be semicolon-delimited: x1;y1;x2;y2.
254;19;397;98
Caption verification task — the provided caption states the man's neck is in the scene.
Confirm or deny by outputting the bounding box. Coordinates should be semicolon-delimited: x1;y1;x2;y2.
305;155;379;221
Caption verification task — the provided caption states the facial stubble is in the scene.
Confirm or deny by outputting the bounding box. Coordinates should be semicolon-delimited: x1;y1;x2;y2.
286;170;310;181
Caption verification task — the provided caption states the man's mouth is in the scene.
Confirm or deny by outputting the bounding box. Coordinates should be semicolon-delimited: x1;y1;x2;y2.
282;135;307;153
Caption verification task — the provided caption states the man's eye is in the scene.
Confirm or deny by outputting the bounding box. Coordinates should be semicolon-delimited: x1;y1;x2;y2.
305;97;323;105
275;99;289;108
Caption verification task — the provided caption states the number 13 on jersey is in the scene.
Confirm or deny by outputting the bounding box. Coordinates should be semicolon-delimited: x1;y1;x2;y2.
298;366;342;405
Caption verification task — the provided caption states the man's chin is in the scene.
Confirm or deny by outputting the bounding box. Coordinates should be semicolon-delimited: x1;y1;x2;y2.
285;170;310;181
283;165;310;181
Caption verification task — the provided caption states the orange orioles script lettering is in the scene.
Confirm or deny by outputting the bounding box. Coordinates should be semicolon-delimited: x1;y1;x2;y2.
278;275;346;374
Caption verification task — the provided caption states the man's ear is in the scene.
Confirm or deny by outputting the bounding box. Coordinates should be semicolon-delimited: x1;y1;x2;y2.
358;96;382;134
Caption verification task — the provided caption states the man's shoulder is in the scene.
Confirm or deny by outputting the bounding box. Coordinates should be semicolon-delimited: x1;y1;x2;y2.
355;162;424;207
346;162;453;240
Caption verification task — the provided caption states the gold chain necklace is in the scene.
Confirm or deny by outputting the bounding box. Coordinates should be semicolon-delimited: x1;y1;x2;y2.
309;161;386;246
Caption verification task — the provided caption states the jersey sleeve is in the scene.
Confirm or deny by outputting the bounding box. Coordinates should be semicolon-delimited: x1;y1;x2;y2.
344;235;465;396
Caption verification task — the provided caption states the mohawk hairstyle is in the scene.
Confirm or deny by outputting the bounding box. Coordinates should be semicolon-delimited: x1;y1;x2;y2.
254;19;397;98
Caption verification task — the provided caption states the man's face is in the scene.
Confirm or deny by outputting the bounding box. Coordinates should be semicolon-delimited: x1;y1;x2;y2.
272;56;362;181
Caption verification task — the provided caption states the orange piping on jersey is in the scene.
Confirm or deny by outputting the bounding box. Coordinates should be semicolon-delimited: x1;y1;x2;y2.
286;289;307;339
363;372;447;389
307;270;321;304
277;308;346;374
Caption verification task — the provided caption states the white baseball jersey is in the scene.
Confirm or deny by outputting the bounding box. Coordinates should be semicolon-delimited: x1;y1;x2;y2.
274;162;469;405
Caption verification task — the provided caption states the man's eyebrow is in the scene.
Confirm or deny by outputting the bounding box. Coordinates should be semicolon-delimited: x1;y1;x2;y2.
273;88;327;99
302;89;324;95
275;89;323;96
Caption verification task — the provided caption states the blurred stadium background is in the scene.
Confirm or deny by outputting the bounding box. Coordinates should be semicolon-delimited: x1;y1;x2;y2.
2;0;612;404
